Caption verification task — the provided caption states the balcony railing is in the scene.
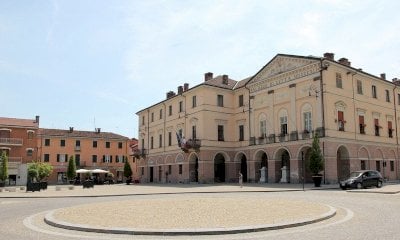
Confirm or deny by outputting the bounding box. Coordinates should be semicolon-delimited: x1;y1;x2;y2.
0;138;23;146
249;128;325;146
133;148;147;158
181;139;201;152
75;146;81;151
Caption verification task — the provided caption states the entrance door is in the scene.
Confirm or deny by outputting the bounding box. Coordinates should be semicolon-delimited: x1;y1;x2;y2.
214;153;225;183
149;167;154;182
240;156;247;182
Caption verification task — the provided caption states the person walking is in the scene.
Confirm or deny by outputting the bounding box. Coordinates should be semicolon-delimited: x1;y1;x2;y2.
238;171;243;188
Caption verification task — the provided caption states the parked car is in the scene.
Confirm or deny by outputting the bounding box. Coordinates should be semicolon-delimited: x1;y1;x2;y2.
340;170;383;190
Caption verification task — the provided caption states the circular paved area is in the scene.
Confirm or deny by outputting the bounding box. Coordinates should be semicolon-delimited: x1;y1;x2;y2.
44;196;336;235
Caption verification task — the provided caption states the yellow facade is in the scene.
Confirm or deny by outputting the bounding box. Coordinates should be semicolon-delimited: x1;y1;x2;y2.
136;53;400;184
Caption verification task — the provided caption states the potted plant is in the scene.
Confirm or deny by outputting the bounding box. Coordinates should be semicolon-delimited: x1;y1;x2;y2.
123;159;133;185
308;133;324;187
0;151;8;188
27;165;40;192
67;156;77;184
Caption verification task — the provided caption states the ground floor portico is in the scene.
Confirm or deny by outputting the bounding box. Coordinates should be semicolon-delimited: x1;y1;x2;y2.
136;138;399;184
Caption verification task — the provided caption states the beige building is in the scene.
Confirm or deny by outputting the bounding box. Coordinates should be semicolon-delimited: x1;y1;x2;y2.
136;52;400;184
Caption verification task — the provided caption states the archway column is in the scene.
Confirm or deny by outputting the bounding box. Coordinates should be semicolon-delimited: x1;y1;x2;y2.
268;159;277;183
289;158;300;183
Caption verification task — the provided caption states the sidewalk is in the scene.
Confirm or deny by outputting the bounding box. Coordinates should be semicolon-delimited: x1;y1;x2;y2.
1;182;399;198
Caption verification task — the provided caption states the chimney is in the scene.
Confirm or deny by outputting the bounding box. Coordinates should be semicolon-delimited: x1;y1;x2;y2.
380;73;386;80
69;127;74;133
95;128;101;133
183;83;189;91
323;52;335;61
166;91;176;99
204;72;213;81
34;115;40;124
338;57;351;66
222;75;229;85
392;78;400;86
178;86;183;94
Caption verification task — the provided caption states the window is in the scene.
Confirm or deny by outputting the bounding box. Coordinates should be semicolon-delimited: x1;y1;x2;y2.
168;165;172;174
303;112;312;133
159;134;162;148
45;139;50;146
385;90;390;102
192;95;197;108
60;139;65;147
374;119;380;136
359;115;365;134
398;94;400;105
92;155;97;163
57;154;67;163
103;155;111;163
280;116;288;135
390;161;394;171
142;116;145;125
388;121;393;138
160;109;163;119
141;167;144;175
239;125;244;141
179;164;182;174
179;101;183;112
357;80;363;94
260;120;266;138
75;154;80;166
168;132;172;146
361;160;366;170
150;136;154;149
218;125;224;141
217;95;224;107
239;95;244;107
116;155;124;163
75;140;80;147
372;85;377;98
169;105;172;116
151;112;154;122
118;142;123;149
192;125;197;139
27;131;34;139
93;141;97;148
44;154;50;162
338;111;345;131
106;142;110;148
27;149;33;156
376;161;381;172
336;73;342;88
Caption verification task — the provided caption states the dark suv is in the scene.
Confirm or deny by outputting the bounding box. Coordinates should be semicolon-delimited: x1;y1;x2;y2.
340;170;383;190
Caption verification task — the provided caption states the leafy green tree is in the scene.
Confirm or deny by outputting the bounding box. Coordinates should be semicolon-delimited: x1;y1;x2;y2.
67;156;76;181
308;133;324;175
27;165;38;182
0;151;8;183
27;162;53;182
123;159;133;178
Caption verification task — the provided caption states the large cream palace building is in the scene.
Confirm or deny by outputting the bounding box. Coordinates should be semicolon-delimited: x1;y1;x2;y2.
135;53;400;184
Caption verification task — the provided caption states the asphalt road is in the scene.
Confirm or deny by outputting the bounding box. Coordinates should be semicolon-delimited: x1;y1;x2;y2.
1;189;400;240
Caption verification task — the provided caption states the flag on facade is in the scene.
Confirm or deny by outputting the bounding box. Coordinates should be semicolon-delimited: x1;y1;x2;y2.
176;132;182;147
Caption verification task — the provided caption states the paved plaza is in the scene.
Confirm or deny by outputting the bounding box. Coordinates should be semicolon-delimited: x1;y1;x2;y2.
1;182;400;239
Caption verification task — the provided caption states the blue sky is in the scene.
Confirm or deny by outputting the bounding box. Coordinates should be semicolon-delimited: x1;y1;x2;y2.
1;0;400;138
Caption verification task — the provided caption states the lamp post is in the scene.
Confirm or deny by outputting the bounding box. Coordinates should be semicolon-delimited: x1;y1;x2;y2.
301;151;305;191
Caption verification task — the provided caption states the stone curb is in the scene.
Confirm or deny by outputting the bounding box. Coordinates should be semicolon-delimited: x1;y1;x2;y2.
44;205;336;236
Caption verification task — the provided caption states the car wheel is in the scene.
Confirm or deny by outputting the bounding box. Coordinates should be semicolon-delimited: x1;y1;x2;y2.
356;183;363;189
377;181;383;188
341;187;347;190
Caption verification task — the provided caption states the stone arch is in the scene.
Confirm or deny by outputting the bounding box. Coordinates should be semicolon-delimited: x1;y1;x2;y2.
234;152;248;182
214;152;228;183
175;153;185;163
273;147;291;183
297;144;313;183
188;152;199;182
254;150;268;183
165;155;174;164
337;145;350;181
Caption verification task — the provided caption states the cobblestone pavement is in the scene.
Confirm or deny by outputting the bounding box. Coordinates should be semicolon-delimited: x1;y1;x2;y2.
1;183;400;239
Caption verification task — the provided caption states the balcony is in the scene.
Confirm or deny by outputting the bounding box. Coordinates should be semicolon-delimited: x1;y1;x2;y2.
133;148;147;158
0;138;23;146
74;146;81;152
181;139;201;152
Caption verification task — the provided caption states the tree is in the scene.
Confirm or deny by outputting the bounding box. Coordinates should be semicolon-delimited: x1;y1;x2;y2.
0;151;9;184
123;159;132;178
28;162;53;182
67;155;76;182
308;133;324;175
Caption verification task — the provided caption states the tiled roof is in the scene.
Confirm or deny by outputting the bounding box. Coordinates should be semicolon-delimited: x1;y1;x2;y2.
202;75;237;90
0;117;39;128
38;128;129;140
